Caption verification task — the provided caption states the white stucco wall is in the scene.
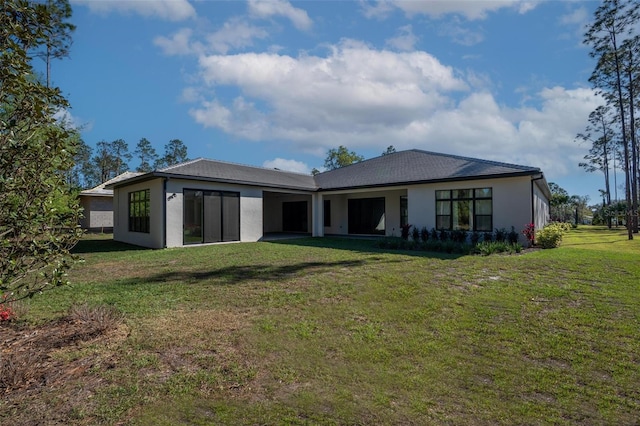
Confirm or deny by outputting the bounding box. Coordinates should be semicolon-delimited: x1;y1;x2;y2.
113;178;164;248
164;179;263;248
407;176;535;242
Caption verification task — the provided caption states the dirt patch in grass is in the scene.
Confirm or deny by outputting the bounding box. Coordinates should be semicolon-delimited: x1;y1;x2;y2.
1;307;128;425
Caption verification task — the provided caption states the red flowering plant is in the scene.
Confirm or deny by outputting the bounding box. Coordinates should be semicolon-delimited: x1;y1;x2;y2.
522;223;535;247
0;295;15;322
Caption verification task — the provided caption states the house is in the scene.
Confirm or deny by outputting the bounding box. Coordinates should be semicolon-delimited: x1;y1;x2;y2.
79;172;142;231
107;149;550;248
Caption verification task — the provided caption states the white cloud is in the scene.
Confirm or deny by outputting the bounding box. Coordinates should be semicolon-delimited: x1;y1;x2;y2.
437;17;484;46
248;0;313;31
206;17;269;54
154;28;203;56
72;0;195;21
188;40;600;180
192;40;467;143
263;158;310;174
378;0;539;20
385;25;418;51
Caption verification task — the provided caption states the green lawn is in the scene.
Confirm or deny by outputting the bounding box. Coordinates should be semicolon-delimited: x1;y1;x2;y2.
5;226;640;425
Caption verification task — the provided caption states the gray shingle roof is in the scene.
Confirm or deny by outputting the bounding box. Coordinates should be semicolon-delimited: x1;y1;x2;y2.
314;149;541;190
80;171;143;196
159;158;317;191
109;150;542;192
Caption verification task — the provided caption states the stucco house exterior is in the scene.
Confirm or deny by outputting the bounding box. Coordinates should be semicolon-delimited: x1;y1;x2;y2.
79;172;142;231
107;150;551;248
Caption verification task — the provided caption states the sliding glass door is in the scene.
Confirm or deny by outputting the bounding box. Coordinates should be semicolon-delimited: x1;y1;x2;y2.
183;190;240;244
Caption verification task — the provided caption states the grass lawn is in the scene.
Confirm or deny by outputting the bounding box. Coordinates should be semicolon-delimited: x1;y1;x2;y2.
3;226;640;424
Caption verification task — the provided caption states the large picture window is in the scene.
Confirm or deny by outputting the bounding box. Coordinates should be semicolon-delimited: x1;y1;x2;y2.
435;188;492;231
129;189;150;233
183;190;240;244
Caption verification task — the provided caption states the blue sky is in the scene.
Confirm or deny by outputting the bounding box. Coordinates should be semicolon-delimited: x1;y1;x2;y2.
50;0;609;202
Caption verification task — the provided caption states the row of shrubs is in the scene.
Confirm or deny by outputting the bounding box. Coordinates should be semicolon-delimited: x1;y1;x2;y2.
399;225;523;245
378;222;571;255
375;237;523;255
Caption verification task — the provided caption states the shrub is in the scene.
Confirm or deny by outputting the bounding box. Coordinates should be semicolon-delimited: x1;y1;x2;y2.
430;228;439;241
507;226;519;244
400;224;412;240
411;226;420;242
420;227;429;242
475;241;523;256
439;229;449;241
494;228;507;242
482;232;493;242
470;231;481;246
451;229;467;243
536;223;566;249
522;223;535;247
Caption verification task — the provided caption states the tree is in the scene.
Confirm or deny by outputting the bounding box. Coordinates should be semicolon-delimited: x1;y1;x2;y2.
1;0;82;303
134;137;158;173
34;0;75;88
549;182;572;222
91;139;132;183
577;105;615;226
382;145;396;156
311;168;320;176
323;145;364;171
155;139;188;169
584;0;640;239
65;136;92;189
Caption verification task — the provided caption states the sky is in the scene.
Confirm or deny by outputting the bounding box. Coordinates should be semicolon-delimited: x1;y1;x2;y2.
46;0;612;203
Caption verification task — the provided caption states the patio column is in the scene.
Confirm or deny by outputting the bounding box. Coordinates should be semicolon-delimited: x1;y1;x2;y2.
311;192;324;237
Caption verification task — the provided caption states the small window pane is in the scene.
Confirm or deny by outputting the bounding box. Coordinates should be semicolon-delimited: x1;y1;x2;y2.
436;216;450;229
453;189;471;199
436;190;451;200
475;199;492;215
475;216;492;231
436;201;450;215
475;188;492;198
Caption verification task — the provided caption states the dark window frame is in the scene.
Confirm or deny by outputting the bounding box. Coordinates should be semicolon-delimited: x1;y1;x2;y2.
128;189;150;233
435;188;492;232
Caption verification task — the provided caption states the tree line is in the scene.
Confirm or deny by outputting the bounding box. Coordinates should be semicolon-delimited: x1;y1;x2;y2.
578;0;640;238
68;137;189;189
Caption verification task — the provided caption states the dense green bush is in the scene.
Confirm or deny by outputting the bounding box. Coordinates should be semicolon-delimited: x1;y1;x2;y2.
475;241;523;256
536;223;568;249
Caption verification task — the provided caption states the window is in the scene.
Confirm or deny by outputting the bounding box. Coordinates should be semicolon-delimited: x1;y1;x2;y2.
400;196;408;227
129;189;150;233
324;200;331;227
183;190;240;244
435;188;492;231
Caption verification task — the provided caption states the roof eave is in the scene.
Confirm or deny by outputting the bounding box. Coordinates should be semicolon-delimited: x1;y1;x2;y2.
108;171;318;192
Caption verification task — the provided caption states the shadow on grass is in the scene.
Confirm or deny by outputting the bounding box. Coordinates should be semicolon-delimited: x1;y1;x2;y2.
117;258;385;286
266;236;468;260
72;238;149;254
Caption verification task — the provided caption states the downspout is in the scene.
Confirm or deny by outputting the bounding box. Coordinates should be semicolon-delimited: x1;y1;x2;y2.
163;178;167;248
